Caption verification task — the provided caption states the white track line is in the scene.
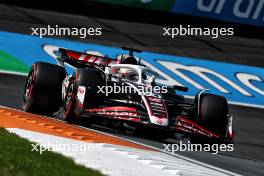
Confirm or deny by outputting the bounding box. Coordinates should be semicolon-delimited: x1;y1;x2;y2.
7;128;236;176
0;70;27;76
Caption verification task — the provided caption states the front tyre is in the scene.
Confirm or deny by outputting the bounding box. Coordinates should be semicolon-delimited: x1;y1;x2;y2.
198;94;229;136
60;81;77;122
59;68;105;122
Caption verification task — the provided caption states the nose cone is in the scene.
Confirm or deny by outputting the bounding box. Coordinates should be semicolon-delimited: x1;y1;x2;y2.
149;116;169;126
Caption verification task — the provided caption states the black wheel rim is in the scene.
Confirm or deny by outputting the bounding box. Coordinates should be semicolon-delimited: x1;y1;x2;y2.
23;71;33;103
65;83;74;110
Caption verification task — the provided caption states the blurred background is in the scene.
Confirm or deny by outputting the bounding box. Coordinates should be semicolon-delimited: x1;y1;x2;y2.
1;0;264;66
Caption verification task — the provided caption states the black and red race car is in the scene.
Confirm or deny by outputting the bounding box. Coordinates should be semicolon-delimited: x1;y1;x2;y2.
22;47;233;143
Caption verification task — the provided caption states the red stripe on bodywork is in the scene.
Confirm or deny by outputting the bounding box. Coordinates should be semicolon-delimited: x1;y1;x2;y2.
83;55;91;62
177;117;219;138
93;58;99;63
67;51;82;60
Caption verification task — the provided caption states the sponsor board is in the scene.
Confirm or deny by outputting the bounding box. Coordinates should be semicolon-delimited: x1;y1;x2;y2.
91;0;264;27
172;0;264;27
0;31;264;107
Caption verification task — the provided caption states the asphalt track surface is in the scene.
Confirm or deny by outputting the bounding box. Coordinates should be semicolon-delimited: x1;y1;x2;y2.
0;2;264;176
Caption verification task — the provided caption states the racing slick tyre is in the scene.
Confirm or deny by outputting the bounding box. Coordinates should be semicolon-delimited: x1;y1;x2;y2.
60;68;105;122
76;68;105;95
61;80;76;123
22;62;66;115
198;94;228;136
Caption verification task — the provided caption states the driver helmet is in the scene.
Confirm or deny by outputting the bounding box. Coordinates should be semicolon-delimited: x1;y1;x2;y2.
120;56;138;65
119;68;138;81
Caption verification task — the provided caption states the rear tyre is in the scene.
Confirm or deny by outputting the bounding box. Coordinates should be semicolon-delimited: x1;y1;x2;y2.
22;62;66;115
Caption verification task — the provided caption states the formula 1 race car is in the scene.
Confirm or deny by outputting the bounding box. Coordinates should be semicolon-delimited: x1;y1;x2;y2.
22;47;233;143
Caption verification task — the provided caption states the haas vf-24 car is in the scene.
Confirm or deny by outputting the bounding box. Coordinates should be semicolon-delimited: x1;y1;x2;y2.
22;47;233;143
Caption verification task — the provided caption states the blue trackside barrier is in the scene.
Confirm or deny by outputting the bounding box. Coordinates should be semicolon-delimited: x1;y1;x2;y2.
0;31;264;107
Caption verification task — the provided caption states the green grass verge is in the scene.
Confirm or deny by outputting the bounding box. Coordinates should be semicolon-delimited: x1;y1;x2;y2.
0;128;103;176
0;50;29;73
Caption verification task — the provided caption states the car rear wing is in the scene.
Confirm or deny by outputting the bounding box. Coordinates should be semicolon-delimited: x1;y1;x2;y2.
58;48;117;67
